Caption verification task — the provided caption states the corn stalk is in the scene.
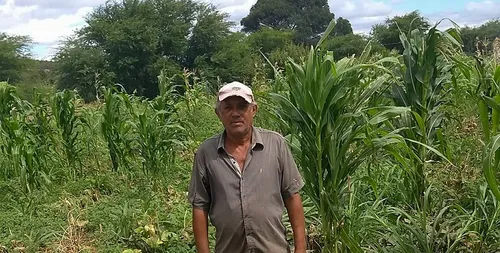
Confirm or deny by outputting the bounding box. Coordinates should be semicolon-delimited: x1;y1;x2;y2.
126;71;185;187
477;63;500;202
271;20;411;252
50;90;84;179
387;21;462;208
101;86;133;172
0;83;50;193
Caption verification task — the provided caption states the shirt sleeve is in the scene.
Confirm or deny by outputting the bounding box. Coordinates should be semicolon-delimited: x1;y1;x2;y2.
278;135;304;199
187;150;211;211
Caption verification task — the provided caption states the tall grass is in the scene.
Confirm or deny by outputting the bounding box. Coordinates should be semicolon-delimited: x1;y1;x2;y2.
476;63;500;202
387;21;463;208
101;86;133;172
271;20;410;252
50;90;84;179
127;71;185;186
0;82;51;192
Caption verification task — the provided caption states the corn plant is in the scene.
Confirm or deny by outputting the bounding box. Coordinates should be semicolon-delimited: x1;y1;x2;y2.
101;86;134;172
476;63;500;202
50;90;84;179
127;73;185;187
0;82;19;120
271;20;411;252
387;22;463;208
0;83;50;193
26;92;57;174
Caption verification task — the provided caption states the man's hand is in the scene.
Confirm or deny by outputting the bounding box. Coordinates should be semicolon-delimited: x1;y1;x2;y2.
192;208;210;253
284;193;307;253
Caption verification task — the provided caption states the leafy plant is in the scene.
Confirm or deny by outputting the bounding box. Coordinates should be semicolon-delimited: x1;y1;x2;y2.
101;86;134;172
127;71;185;187
387;21;463;207
271;20;410;252
50;89;84;179
0;83;50;193
477;64;500;202
370;186;475;252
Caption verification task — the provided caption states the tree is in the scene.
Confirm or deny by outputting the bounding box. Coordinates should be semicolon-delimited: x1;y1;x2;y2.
332;17;353;36
0;33;33;83
246;27;295;55
186;4;232;69
196;33;261;91
241;0;334;44
54;36;116;102
461;19;500;55
323;34;386;60
55;0;231;99
371;10;430;52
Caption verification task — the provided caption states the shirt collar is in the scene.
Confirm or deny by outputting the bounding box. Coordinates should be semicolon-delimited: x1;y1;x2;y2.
217;126;264;152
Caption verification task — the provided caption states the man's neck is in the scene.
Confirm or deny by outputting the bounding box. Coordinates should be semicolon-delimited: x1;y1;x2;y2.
225;128;253;147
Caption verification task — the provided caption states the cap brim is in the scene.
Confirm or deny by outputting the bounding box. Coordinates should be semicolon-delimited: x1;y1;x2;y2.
218;92;253;104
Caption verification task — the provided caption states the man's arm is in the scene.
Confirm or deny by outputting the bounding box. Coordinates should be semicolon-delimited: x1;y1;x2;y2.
188;150;211;253
285;193;307;253
278;135;307;252
193;208;210;253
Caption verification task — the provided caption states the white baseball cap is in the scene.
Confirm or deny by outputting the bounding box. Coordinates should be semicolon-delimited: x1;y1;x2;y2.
217;81;254;103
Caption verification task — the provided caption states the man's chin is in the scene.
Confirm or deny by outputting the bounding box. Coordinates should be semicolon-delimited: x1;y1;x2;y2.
226;127;249;137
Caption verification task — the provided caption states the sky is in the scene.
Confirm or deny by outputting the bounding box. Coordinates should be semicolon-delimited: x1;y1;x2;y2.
0;0;499;60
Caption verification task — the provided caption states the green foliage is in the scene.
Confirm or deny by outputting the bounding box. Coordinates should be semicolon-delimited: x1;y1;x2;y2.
461;20;500;55
55;0;230;100
477;64;500;202
0;33;33;83
387;22;463;207
323;34;384;59
198;32;261;89
332;17;353;36
0;83;52;193
50;90;84;179
371;186;474;252
186;3;232;69
126;71;185;185
4;9;500;252
247;27;295;55
271;23;410;251
101;86;134;172
54;36;115;102
372;10;431;53
241;0;335;44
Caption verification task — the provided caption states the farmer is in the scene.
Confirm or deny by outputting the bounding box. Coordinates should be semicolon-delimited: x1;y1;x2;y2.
187;81;307;253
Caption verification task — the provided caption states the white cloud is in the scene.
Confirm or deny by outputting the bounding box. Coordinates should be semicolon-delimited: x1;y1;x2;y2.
218;0;256;23
465;0;500;19
328;0;396;33
330;0;393;18
0;0;37;29
4;6;92;44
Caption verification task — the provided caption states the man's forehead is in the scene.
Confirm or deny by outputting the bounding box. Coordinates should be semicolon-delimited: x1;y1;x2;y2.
221;96;250;104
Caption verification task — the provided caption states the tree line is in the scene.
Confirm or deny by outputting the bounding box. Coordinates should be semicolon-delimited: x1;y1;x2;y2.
1;0;499;101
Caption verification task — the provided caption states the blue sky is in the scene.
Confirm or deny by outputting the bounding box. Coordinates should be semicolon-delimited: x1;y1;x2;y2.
0;0;499;60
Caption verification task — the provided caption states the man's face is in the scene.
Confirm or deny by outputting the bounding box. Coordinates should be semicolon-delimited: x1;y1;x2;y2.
216;96;257;137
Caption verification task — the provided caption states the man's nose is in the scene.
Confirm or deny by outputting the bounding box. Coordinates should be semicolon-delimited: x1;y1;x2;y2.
230;110;241;117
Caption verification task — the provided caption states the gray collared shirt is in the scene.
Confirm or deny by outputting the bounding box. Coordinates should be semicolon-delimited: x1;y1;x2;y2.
188;127;304;253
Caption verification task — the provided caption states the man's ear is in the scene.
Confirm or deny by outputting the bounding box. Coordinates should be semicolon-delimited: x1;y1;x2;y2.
252;104;258;117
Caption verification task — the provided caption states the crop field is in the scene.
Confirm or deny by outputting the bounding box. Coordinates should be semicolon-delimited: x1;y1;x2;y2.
1;21;500;253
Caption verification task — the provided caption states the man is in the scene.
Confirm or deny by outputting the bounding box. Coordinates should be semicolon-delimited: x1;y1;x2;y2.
187;81;307;253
